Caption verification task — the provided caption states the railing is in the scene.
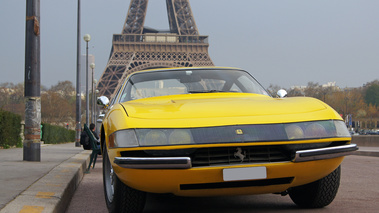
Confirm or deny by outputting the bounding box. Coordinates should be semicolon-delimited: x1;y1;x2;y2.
113;34;208;44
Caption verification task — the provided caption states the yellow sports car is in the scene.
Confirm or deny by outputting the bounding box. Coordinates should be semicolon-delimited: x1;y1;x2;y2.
97;67;358;212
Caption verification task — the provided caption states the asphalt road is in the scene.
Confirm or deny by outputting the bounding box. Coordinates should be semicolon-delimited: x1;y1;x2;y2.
66;155;379;213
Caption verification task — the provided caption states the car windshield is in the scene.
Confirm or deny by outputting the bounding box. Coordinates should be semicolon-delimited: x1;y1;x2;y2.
118;68;269;102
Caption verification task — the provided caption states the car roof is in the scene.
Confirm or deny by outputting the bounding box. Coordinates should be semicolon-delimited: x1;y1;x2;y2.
130;66;243;75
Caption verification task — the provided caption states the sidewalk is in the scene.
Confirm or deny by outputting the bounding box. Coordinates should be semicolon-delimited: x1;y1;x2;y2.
0;143;90;213
0;142;378;213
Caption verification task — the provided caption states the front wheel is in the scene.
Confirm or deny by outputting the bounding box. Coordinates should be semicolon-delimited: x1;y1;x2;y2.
103;145;146;213
289;166;341;208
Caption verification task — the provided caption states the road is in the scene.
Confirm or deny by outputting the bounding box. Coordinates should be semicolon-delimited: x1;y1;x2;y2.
66;155;379;213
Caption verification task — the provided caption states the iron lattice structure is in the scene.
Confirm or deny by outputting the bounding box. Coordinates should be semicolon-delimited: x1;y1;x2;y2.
97;0;214;99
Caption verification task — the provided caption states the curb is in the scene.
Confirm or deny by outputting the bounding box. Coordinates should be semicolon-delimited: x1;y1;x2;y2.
353;150;379;158
0;151;91;213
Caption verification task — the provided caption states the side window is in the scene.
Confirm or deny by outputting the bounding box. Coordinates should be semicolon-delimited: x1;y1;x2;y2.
119;81;134;103
120;93;128;103
110;86;123;105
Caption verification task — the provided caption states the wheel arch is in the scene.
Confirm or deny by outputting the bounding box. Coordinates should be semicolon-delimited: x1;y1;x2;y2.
100;124;106;154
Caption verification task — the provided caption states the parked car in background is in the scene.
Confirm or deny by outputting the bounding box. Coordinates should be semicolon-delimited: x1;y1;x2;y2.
359;129;379;135
349;130;359;135
368;130;379;135
97;67;358;212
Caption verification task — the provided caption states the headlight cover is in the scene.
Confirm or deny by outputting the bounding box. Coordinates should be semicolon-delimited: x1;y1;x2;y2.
109;129;139;148
110;120;350;148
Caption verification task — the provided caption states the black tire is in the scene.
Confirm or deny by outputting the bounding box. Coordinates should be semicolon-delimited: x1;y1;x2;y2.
289;165;341;208
103;145;146;213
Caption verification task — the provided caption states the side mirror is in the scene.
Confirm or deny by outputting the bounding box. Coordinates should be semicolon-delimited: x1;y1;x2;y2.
277;89;287;98
97;96;110;107
96;114;105;123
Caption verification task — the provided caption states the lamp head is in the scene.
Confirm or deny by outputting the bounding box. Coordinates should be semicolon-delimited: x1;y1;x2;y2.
83;34;91;42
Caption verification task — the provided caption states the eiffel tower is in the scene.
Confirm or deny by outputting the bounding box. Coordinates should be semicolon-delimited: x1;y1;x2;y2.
97;0;214;99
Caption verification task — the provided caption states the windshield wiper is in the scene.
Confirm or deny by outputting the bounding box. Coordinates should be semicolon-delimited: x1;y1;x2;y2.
188;90;231;93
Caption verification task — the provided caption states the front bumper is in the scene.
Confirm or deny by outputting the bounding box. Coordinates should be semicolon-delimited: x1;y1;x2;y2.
114;157;192;169
114;144;358;169
293;144;358;162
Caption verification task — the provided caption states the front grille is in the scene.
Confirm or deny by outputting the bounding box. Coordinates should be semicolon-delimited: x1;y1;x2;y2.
121;145;292;167
120;142;347;167
191;146;291;167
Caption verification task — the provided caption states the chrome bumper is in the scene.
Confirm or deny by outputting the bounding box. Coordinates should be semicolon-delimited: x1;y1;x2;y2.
114;144;358;169
114;157;192;169
292;144;358;162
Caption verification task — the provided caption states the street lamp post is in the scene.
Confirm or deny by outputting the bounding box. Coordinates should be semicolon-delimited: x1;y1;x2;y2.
24;0;41;161
83;34;91;125
90;62;95;123
93;79;98;124
75;0;81;147
95;89;99;125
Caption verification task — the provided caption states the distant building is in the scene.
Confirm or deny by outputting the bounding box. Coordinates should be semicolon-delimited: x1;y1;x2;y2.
291;82;340;91
290;85;307;90
322;81;336;88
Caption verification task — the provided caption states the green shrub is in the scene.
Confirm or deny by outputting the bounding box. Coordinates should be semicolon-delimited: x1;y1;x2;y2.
0;110;75;147
0;110;22;148
41;123;75;144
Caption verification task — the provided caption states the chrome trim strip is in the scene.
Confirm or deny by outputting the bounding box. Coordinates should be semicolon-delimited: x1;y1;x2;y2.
293;144;358;162
114;157;192;169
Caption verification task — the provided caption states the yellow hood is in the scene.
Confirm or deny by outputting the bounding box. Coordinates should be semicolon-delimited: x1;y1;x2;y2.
120;93;341;128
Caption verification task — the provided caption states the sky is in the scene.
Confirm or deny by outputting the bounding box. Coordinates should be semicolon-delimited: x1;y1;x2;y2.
1;0;379;90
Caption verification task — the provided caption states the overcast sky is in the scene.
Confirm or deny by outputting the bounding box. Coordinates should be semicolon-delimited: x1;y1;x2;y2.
1;0;378;89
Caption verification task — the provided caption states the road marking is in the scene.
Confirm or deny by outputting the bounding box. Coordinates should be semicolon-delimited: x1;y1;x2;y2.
36;192;55;199
19;206;44;213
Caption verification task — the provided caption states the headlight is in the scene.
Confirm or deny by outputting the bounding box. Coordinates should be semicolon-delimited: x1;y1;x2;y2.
109;129;139;148
284;120;350;140
285;124;304;139
137;129;194;147
304;123;327;138
142;130;167;146
334;120;351;137
169;129;193;144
